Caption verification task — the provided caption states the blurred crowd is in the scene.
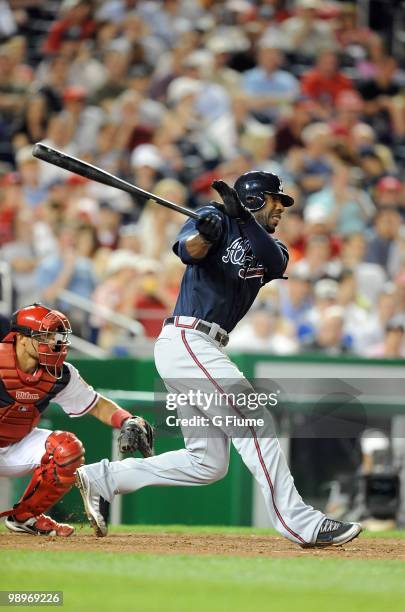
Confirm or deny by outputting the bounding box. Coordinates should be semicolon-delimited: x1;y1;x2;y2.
0;0;404;358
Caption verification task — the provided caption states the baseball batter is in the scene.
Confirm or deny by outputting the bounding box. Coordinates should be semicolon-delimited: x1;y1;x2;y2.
0;304;153;536
77;172;362;547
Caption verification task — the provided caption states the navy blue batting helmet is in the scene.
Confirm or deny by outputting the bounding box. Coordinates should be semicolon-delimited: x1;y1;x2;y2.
234;171;294;211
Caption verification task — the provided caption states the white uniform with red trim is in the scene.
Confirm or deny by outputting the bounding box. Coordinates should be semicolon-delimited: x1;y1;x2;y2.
0;363;98;478
85;324;324;545
83;207;326;545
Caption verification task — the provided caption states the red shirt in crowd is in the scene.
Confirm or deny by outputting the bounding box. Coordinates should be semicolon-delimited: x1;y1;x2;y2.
301;70;353;105
134;295;168;338
43;19;96;54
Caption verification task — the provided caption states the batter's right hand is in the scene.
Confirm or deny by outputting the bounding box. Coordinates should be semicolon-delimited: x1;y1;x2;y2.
196;210;223;243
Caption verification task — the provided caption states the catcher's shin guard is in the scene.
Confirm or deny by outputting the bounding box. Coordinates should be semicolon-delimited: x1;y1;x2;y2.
12;431;85;522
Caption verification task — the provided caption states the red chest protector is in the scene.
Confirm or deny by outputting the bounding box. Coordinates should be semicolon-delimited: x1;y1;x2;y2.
0;342;70;447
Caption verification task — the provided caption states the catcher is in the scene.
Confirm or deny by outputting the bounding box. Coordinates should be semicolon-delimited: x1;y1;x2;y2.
0;303;153;537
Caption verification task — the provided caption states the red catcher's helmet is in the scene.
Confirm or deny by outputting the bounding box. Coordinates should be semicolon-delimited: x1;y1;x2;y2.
7;303;72;378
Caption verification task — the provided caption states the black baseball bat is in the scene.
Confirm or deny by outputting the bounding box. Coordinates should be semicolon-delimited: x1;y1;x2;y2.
32;142;199;219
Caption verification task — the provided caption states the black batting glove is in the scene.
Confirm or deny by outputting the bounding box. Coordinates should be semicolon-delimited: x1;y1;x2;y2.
196;210;223;243
212;180;252;222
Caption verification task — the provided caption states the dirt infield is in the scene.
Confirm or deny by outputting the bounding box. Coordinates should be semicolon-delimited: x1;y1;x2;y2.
1;531;404;560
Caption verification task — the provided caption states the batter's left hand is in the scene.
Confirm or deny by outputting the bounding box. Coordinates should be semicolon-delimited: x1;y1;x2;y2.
211;180;252;222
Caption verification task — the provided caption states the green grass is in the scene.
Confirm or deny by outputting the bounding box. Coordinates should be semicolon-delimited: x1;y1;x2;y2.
1;525;405;612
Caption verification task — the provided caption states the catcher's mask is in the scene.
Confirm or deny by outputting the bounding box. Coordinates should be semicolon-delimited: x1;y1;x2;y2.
5;303;72;379
234;171;294;212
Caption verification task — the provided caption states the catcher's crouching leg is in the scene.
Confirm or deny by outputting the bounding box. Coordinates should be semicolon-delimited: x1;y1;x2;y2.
9;431;85;536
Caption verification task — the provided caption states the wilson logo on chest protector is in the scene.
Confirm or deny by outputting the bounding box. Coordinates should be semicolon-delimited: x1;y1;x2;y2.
15;391;40;400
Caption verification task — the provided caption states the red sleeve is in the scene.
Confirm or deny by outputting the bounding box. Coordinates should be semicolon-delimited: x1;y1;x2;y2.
190;170;220;195
301;71;319;99
82;20;96;38
339;74;354;91
43;20;67;54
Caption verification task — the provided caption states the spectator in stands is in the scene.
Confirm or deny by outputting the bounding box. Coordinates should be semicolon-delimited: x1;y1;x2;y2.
36;224;96;333
15;146;48;210
293;234;335;282
0;172;23;246
301;49;353;108
277;268;313;339
366;316;405;358
133;257;172;338
126;65;164;128
302;205;341;262
336;269;370;353
12;93;48;145
111;90;155;160
161;252;184;305
354;284;398;355
274;97;314;155
0;43;26;153
288;122;333;196
205;93;262;162
276;209;306;263
388;225;405;281
333;2;376;59
117;223;142;253
229;305;299;355
68;40;107;95
91;248;140;350
351;123;396;177
241;40;300;123
373;176;403;216
305;277;339;333
37;54;69;114
0;209;40;308
180;50;230;121
130;144;165;203
395;272;405;314
240;124;283;176
91;45;130;108
329;90;365;144
43;0;96;55
90;120;121;174
120;14;165;67
0;313;9;340
358;55;405;144
33;184;64;258
38;112;77;185
337;232;387;306
357;146;387;192
281;0;332;63
307;305;350;355
139;178;186;260
95;201;122;250
62;85;105;154
205;37;241;95
0;1;16;40
365;208;402;271
305;160;375;236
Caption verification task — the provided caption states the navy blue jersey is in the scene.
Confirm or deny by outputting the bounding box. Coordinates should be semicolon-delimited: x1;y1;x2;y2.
173;205;289;333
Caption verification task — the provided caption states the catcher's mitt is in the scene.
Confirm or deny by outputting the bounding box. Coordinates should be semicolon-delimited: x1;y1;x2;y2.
118;416;154;457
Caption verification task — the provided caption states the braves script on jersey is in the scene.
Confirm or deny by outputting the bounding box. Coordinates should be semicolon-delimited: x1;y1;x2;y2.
173;205;289;332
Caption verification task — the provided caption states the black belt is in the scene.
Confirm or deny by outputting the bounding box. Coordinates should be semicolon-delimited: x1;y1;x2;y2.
163;317;229;347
